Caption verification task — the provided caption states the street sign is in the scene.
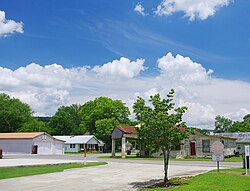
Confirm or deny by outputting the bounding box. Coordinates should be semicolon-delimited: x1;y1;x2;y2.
211;141;224;155
212;154;224;162
245;145;250;156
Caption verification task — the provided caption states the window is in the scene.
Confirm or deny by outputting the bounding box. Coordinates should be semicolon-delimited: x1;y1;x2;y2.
80;144;84;148
70;144;75;148
202;140;210;153
174;145;181;150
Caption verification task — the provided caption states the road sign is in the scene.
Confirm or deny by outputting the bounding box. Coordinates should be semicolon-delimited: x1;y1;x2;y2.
212;154;224;162
245;145;250;156
211;141;224;155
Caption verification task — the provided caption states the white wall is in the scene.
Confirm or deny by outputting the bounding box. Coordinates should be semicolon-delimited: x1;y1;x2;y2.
0;139;33;154
64;144;79;152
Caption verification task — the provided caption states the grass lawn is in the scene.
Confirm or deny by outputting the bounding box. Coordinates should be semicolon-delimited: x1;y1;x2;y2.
143;168;250;191
65;151;104;154
98;155;243;162
0;162;107;180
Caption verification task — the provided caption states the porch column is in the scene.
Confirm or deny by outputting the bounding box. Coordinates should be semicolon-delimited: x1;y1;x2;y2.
112;139;116;157
121;137;126;158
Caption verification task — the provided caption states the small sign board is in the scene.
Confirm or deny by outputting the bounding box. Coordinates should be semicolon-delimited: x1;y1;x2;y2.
212;154;224;162
211;141;224;155
245;145;250;157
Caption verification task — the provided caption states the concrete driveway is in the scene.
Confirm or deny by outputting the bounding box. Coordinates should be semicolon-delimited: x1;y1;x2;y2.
0;160;231;191
0;154;242;191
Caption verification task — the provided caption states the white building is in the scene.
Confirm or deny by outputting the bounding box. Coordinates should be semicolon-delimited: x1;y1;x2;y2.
54;135;105;152
0;132;65;155
215;132;250;154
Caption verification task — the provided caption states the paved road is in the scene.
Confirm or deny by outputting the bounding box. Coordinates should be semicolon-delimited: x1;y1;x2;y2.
0;154;242;191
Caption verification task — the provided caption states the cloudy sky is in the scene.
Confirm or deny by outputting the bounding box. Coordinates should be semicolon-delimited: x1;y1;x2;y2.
0;0;250;129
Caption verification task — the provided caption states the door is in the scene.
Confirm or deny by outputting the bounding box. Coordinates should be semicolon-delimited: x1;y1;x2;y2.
32;145;38;154
190;142;196;156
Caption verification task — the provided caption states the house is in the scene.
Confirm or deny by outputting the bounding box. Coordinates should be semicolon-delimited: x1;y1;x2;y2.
214;132;250;154
0;132;65;155
111;126;137;158
111;126;237;158
154;132;237;158
53;135;105;152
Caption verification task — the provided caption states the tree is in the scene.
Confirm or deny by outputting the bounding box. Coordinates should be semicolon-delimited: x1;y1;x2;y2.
79;97;130;134
49;104;81;135
0;93;33;132
18;118;52;134
95;118;119;150
214;115;233;133
243;114;250;123
133;89;188;186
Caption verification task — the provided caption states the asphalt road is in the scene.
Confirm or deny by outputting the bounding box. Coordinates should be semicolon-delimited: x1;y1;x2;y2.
0;154;242;191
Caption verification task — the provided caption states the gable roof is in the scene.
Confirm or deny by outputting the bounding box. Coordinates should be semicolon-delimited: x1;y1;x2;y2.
53;135;104;144
116;126;136;134
0;132;44;139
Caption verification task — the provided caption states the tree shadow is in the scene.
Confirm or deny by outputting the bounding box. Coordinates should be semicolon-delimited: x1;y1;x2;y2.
129;178;163;189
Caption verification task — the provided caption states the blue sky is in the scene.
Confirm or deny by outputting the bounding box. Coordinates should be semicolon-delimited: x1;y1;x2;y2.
1;0;249;80
1;0;250;129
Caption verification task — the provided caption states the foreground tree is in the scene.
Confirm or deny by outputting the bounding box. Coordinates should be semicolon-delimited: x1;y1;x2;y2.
0;93;33;132
133;89;188;186
79;97;130;134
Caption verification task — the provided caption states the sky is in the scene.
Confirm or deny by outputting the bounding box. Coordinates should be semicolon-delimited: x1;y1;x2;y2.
0;0;250;129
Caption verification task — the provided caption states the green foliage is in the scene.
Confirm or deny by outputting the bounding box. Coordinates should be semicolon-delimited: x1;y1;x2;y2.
0;93;34;132
79;97;130;134
214;114;250;133
49;104;81;135
95;118;119;149
18;118;52;134
214;115;233;133
133;89;188;184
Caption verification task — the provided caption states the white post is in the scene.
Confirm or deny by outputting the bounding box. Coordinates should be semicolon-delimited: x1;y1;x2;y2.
112;139;116;157
121;137;126;158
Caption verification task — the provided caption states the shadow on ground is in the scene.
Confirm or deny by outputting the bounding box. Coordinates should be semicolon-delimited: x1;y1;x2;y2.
129;179;163;189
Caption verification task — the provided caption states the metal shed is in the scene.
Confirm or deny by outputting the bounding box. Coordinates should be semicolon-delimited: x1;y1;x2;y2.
0;132;65;155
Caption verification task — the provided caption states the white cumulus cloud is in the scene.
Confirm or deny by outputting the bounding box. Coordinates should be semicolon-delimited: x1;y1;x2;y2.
0;10;24;37
93;57;145;79
134;3;147;16
155;0;232;20
157;52;213;85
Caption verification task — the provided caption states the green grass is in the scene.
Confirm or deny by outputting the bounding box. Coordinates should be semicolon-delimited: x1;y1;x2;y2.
65;151;104;154
144;168;250;191
98;155;242;162
0;162;107;180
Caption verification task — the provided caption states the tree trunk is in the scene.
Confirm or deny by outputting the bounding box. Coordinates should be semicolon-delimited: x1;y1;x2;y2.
163;149;170;186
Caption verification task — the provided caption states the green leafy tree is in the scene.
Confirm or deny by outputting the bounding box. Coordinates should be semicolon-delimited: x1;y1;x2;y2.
79;97;130;134
95;118;119;150
243;114;250;123
49;104;81;135
133;89;188;186
18;118;52;134
0;93;33;132
214;115;233;133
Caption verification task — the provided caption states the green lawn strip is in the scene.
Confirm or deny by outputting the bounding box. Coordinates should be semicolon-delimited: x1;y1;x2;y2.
98;156;242;162
0;162;107;180
144;168;250;191
65;151;104;154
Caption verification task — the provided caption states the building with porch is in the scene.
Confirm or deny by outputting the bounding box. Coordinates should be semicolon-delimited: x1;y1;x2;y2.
54;135;105;152
111;126;237;158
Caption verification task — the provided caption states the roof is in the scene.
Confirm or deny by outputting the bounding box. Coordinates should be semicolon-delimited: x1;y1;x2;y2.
117;126;136;134
0;132;44;139
214;132;250;143
53;135;104;144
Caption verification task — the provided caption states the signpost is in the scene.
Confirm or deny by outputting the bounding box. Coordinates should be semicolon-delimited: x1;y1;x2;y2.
83;149;87;165
245;145;249;175
211;141;224;172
